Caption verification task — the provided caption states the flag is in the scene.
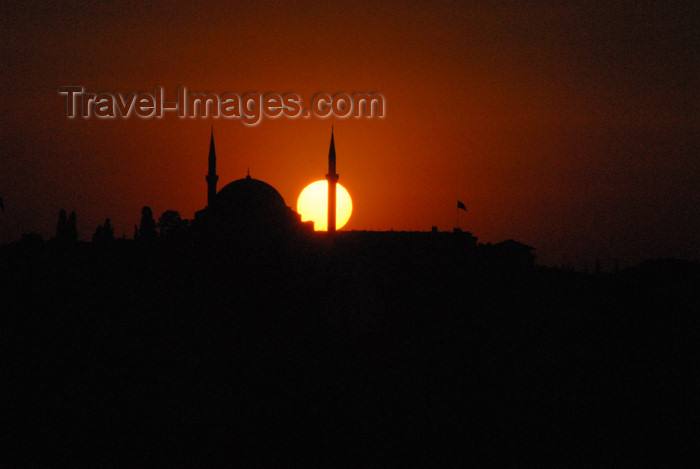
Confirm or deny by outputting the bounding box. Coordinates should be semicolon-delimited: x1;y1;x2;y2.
457;200;466;211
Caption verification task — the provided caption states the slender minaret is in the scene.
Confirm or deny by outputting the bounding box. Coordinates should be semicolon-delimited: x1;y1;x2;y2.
325;128;339;233
206;128;218;207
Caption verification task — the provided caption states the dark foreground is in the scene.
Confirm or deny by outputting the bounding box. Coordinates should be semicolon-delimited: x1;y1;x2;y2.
2;233;698;466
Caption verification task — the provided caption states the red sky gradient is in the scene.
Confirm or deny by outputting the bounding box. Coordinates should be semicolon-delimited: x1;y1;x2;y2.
1;0;697;268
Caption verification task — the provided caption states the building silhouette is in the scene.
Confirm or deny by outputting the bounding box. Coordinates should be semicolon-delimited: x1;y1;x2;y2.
188;129;537;273
193;130;313;239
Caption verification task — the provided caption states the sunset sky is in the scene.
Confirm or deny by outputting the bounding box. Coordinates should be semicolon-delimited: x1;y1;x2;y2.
1;0;697;268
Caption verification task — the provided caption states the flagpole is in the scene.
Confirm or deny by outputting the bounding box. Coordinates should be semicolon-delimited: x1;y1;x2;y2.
456;201;466;231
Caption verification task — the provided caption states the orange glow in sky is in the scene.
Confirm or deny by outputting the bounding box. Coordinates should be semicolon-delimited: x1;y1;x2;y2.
1;1;697;268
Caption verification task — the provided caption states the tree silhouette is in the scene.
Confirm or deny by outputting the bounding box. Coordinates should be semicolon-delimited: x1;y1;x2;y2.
56;209;68;240
54;209;78;242
67;211;78;241
158;210;183;237
93;225;104;242
92;218;114;244
137;206;157;241
104;218;114;239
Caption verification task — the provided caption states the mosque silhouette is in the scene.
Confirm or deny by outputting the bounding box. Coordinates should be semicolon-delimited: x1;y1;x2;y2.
189;128;535;270
193;129;313;239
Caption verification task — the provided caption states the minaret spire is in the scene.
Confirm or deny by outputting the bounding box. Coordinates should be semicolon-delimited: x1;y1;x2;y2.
326;128;339;233
206;128;219;207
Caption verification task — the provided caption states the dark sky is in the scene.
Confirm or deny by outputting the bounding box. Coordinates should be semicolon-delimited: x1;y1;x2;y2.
1;0;697;268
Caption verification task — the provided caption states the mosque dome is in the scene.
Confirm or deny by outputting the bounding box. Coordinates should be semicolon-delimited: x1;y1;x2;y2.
213;174;287;220
193;132;313;238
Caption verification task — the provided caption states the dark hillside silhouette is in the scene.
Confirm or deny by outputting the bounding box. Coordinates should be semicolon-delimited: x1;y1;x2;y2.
2;230;698;466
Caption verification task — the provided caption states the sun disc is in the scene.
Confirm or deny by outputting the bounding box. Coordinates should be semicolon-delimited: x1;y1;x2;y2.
297;180;352;231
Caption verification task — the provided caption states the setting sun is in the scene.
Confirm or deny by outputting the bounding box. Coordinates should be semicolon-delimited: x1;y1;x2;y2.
297;180;353;231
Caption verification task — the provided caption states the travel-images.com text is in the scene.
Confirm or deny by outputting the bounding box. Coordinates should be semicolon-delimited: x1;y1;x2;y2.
58;86;385;125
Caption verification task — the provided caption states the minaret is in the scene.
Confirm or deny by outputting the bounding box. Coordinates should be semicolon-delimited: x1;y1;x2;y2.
206;128;218;207
325;128;339;233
